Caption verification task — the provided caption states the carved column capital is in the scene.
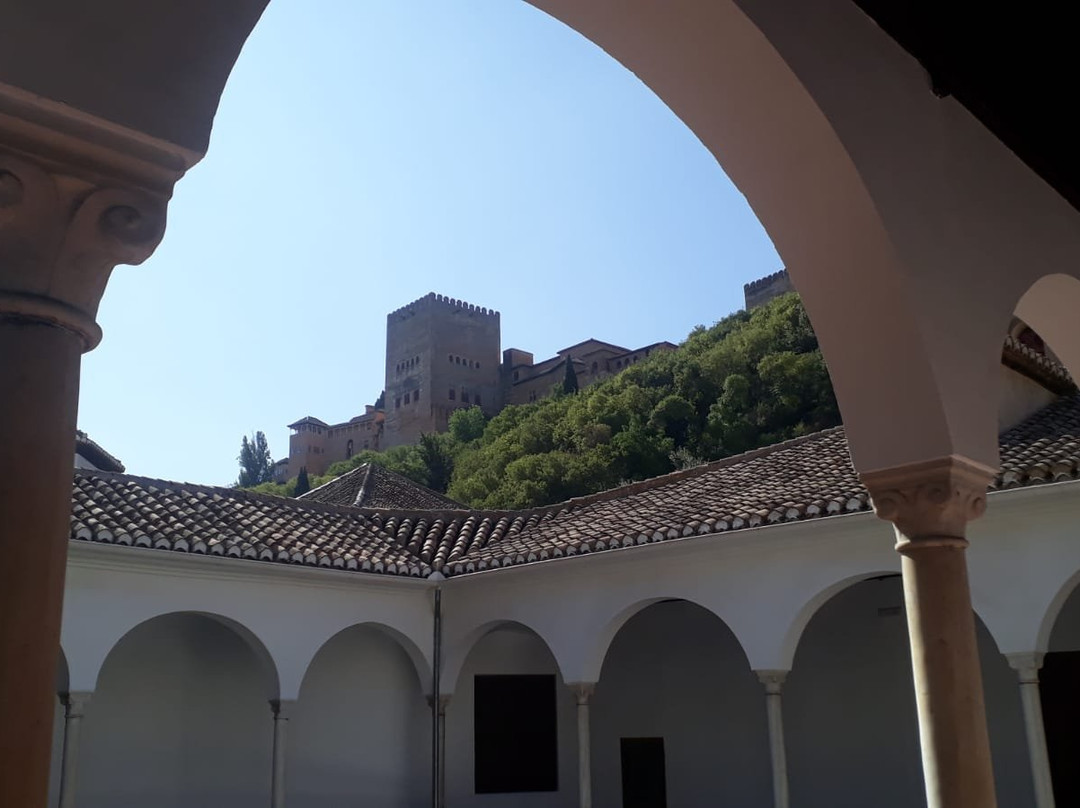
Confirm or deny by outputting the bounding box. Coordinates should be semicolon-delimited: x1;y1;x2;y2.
861;456;996;546
1005;652;1045;685
269;699;296;720
755;670;788;695
0;82;197;351
60;691;92;719
569;682;596;705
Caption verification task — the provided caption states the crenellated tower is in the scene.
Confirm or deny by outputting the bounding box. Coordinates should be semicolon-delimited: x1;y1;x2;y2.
382;293;502;447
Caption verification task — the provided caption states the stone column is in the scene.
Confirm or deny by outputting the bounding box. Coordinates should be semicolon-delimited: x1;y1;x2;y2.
571;683;596;808
1006;653;1055;808
57;691;92;808
270;700;295;808
863;457;998;808
756;671;789;808
0;86;185;808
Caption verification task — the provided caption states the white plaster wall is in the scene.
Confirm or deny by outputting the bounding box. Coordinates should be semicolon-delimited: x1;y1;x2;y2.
997;365;1059;432
287;625;430;807
445;626;578;808
591;600;772;808
76;613;273;808
785;578;1032;808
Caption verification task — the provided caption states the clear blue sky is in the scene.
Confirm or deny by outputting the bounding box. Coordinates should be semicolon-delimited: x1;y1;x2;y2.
78;0;780;486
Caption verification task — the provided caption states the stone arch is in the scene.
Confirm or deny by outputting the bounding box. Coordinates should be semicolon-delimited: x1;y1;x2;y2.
1014;273;1080;381
297;621;432;696
92;610;280;700
0;0;1029;474
442;619;566;695
778;569;899;672
579;595;750;684
1037;567;1080;655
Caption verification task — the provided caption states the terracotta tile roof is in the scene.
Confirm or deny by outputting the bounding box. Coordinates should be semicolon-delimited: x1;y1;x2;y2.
70;472;433;577
1001;336;1076;394
299;463;463;510
69;395;1080;579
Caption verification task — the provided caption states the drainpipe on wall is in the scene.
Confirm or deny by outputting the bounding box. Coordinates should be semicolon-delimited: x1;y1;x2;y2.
430;577;444;808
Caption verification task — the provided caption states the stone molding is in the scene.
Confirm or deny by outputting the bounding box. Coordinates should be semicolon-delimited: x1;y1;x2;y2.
0;83;192;350
569;682;596;705
60;691;92;718
269;699;296;720
861;455;997;543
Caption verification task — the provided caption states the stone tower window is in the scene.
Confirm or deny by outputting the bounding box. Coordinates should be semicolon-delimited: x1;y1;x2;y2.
475;393;482;406
346;439;353;459
395;397;401;409
592;361;598;373
476;362;480;369
513;371;519;382
462;392;470;404
404;392;410;404
448;354;453;363
449;388;455;401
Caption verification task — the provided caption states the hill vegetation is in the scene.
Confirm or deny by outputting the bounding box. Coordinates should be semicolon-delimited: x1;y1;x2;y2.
251;293;840;507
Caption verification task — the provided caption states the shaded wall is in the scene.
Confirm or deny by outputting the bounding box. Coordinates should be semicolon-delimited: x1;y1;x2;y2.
286;625;429;807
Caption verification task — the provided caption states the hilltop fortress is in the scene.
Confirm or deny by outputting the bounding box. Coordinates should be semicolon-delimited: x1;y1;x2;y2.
282;292;679;479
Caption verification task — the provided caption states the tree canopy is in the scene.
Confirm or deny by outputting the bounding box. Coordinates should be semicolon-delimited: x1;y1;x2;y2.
237;431;275;488
246;294;840;508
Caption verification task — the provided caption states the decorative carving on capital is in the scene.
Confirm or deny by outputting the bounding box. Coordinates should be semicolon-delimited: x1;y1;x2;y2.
0;151;168;349
861;456;996;544
1005;652;1045;685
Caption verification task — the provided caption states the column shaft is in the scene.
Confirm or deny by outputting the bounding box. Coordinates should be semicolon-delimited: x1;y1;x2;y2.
573;684;595;808
58;692;92;808
1007;654;1055;808
270;701;293;808
900;540;996;808
0;321;83;808
437;697;448;808
757;672;789;808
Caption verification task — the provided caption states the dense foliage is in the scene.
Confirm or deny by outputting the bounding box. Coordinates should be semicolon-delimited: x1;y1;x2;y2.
250;294;840;506
237;431;275;488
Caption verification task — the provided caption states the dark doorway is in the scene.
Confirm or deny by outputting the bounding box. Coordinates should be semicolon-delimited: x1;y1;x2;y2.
474;674;558;793
621;737;667;808
1042;649;1080;805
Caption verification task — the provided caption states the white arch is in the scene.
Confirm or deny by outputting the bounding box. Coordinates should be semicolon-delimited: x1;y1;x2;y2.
1036;568;1080;654
441;619;567;696
577;596;751;684
63;609;281;700
1014;273;1080;381
296;621;432;697
778;570;899;671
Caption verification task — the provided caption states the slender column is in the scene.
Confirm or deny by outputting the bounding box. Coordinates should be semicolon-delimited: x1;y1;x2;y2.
438;695;449;808
57;692;92;808
864;457;998;808
0;91;181;807
270;700;294;808
571;683;596;808
1006;653;1055;808
756;671;789;808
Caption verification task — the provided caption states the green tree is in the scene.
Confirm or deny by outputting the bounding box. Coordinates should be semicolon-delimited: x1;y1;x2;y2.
294;466;311;496
449;406;488;443
562;355;579;394
418;432;455;493
237;431;274;487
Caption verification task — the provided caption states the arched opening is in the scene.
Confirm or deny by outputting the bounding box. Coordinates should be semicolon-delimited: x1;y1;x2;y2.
75;612;277;808
48;648;70;808
1040;576;1080;805
287;624;429;807
785;576;1030;808
591;599;770;807
444;621;573;807
1014;273;1080;382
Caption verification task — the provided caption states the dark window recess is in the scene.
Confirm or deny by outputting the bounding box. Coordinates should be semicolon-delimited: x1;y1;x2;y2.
474;393;481;406
395;397;401;409
449;389;455;401
462;392;470;404
620;737;667;808
474;674;557;794
1042;649;1080;806
404;393;411;404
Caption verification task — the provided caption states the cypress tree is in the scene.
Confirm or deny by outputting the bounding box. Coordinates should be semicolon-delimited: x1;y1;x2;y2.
562;355;579;395
294;466;311;496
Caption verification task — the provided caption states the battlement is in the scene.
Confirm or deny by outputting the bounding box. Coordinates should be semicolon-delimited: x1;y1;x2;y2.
387;292;500;322
743;268;794;310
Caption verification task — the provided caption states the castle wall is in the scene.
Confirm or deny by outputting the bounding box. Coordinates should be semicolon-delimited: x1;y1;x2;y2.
743;268;794;310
